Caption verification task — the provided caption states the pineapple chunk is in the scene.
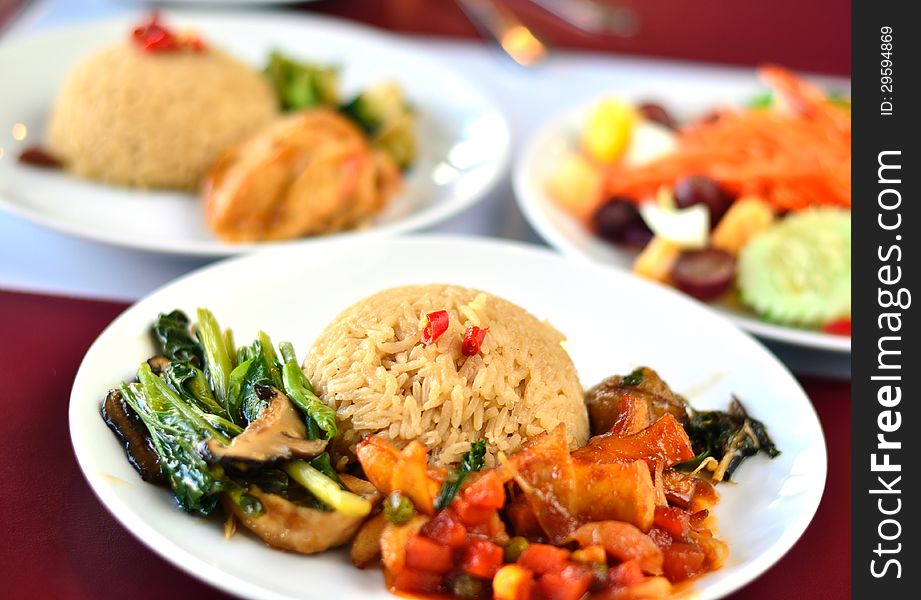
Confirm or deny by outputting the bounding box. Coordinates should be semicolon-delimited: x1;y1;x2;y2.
633;237;681;283
711;196;775;255
547;154;604;221
582;99;636;164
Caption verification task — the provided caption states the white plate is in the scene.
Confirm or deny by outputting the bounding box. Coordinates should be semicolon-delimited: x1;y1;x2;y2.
70;235;826;600
514;89;850;354
0;11;509;256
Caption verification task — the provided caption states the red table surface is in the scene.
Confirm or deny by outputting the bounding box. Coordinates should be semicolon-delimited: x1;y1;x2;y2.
0;290;849;598
307;0;850;76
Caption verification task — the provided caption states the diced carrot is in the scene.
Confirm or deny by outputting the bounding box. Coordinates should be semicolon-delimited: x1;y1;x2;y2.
661;542;707;582
653;506;689;539
391;567;444;594
405;534;455;573
517;544;571;575
493;565;535;600
453;496;496;527
537;564;593;600
463;471;506;509
461;538;505;579
420;510;468;548
609;559;645;587
604;67;851;212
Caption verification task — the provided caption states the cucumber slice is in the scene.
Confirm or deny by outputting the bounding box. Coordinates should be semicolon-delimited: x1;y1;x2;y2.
737;208;850;327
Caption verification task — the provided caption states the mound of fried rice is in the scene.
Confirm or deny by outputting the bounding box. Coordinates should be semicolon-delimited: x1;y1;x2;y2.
304;284;589;467
48;43;278;190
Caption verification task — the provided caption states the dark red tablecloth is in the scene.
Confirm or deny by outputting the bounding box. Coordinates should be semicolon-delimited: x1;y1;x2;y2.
0;290;849;598
308;0;850;76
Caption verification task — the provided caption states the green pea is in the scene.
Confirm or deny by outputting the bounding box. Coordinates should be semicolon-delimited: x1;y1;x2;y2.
451;574;485;599
504;536;530;563
383;492;414;525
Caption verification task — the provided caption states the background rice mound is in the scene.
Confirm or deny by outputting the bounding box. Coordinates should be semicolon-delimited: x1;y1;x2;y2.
48;43;278;190
304;284;589;467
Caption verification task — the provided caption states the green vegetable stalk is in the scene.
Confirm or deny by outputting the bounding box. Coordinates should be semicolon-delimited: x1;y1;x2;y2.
279;342;338;440
283;461;371;517
196;308;235;420
435;440;487;511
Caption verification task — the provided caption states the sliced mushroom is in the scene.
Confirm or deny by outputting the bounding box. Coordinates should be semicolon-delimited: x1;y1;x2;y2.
101;389;166;485
146;355;170;376
204;385;327;465
226;476;379;554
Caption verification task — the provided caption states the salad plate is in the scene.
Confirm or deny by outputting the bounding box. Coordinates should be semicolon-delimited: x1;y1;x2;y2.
70;235;826;600
0;11;509;256
514;80;851;354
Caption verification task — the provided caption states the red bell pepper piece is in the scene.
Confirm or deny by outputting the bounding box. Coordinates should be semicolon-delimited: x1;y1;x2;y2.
405;534;455;573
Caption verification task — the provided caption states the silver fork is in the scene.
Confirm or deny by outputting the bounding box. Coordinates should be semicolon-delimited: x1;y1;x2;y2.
456;0;549;68
529;0;639;37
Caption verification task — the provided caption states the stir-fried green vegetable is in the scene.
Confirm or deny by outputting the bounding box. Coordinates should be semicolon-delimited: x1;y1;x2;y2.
435;439;487;511
152;310;204;368
120;365;231;515
341;81;417;169
676;396;780;481
112;308;358;518
265;50;340;112
196;308;236;418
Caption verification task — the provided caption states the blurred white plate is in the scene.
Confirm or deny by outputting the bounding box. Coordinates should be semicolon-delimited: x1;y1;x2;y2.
71;235;826;600
514;88;850;353
0;11;509;255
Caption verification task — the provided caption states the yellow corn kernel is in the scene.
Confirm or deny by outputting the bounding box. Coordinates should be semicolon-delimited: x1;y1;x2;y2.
582;99;636;164
633;237;680;283
571;544;607;564
547;154;604;221
493;564;532;600
711;196;775;255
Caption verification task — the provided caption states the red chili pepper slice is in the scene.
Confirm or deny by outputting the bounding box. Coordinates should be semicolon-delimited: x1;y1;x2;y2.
822;318;851;336
461;326;489;357
421;310;449;346
131;13;204;53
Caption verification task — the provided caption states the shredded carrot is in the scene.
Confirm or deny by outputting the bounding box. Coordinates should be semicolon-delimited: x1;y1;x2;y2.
606;66;851;212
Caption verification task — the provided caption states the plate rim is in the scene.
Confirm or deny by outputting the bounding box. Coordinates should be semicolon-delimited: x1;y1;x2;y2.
0;10;511;257
69;234;828;600
512;99;851;354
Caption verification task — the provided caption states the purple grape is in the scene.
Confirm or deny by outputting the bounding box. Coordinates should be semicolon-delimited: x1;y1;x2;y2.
670;249;736;301
673;176;732;226
591;198;651;247
638;102;677;130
